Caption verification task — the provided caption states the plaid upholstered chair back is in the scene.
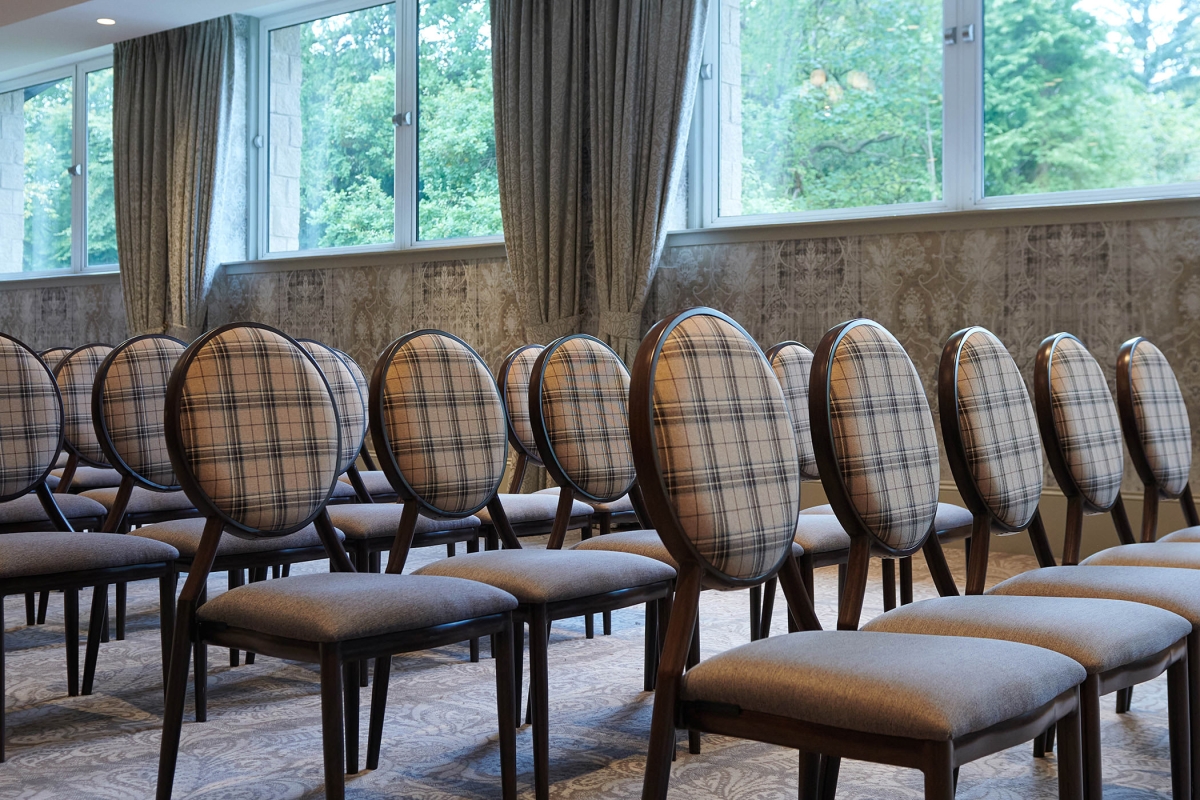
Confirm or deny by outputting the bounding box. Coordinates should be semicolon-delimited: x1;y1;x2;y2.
165;324;342;536
497;344;545;464
630;309;800;587
300;340;368;476
93;335;187;491
40;348;72;370
530;335;636;503
1117;337;1192;499
55;344;114;467
766;341;819;481
0;334;65;502
810;320;939;555
939;327;1043;532
369;330;508;517
1033;334;1124;512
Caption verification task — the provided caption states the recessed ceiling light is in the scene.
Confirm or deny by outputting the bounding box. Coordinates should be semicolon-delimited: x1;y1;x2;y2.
97;18;116;25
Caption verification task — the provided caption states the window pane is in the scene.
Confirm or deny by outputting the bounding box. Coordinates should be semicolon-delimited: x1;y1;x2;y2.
985;0;1200;197
0;77;73;272
722;0;943;216
417;0;501;239
87;68;117;266
269;4;395;252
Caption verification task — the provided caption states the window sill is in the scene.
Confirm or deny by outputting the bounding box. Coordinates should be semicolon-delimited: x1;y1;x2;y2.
665;195;1200;247
223;239;508;275
0;270;120;289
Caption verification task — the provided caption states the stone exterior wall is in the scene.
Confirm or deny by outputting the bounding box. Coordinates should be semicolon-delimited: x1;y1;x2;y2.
718;0;742;216
268;25;303;253
0;89;24;274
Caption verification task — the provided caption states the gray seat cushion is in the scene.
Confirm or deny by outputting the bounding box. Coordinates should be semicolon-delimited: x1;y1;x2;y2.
82;486;198;515
793;514;851;554
988;565;1200;628
681;631;1084;741
1080;542;1200;569
0;531;178;580
330;481;358;499
0;493;106;525
52;466;123;491
801;502;973;534
1160;526;1200;543
131;517;342;558
338;470;397;497
476;494;592;526
196;572;517;642
535;487;635;515
414;549;676;604
325;504;480;540
571;530;804;571
862;595;1189;674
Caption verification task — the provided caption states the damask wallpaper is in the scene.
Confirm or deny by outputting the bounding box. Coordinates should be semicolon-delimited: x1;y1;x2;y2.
0;278;127;351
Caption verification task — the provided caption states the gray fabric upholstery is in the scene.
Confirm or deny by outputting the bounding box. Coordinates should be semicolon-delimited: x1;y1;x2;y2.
0;493;106;525
1159;526;1200;543
792;514;852;554
0;531;178;580
476;493;592;526
1081;542;1200;569
82;486;197;515
131;518;341;558
414;549;676;604
988;565;1200;627
325;504;480;540
801;502;973;534
330;481;357;499
862;595;1188;674
535;487;634;515
681;631;1085;741
53;466;123;491
197;572;517;642
571;529;804;569
338;470;396;496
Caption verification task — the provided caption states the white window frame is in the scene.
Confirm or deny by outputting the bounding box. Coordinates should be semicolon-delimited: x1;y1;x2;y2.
0;54;117;281
255;0;503;261
691;0;1200;231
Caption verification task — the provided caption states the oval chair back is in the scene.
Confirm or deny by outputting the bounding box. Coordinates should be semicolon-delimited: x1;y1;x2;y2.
299;340;369;478
765;341;820;482
631;308;801;590
809;319;940;629
40;347;72;370
55;344;114;471
0;333;65;505
1116;337;1196;541
497;344;545;491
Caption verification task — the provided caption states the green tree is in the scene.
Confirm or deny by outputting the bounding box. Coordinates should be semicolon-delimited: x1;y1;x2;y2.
87;68;117;266
22;78;73;271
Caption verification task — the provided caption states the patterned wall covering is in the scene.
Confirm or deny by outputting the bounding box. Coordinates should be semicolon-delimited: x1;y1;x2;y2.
0;279;127;351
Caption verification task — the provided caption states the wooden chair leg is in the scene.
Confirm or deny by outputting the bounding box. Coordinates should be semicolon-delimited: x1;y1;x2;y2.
687;619;701;755
0;598;5;763
115;582;126;641
882;559;896;611
1058;693;1085;800
23;593;34;626
366;655;392;770
818;755;841;800
64;588;79;697
922;744;954;800
1167;657;1191;800
156;601;195;799
193;587;208;723
343;661;359;775
749;585;762;641
1115;686;1132;713
159;572;176;689
603;610;612;636
493;618;518;800
1079;675;1102;800
644;601;658;692
899;556;913;605
82;584;107;695
513;620;524;729
228;569;244;667
1188;634;1200;800
759;577;776;640
319;645;346;800
37;590;49;625
798;751;821;800
529;605;551;800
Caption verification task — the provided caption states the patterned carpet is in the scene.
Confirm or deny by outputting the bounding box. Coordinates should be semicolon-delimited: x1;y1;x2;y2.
0;536;1178;799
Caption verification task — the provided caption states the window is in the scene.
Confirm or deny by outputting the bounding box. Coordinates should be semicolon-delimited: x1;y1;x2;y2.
0;60;115;276
262;0;500;256
697;0;1200;227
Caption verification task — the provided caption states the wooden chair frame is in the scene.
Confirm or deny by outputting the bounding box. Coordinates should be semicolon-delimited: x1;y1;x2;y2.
154;323;518;800
940;326;1193;799
51;342;115;495
1115;337;1200;543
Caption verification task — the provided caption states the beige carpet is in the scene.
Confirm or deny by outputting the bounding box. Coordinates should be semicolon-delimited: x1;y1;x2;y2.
0;536;1177;799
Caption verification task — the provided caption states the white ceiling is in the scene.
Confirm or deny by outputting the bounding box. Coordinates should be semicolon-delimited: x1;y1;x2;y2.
0;0;314;81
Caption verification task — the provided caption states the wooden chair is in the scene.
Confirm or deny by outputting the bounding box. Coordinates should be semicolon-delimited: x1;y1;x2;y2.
50;344;123;494
636;308;1087;800
0;332;178;761
361;329;674;800
845;324;1193;800
154;322;518;800
324;347;398;503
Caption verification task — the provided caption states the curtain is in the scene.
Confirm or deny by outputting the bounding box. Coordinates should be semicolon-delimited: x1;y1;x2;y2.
114;17;235;338
492;0;589;344
590;0;707;363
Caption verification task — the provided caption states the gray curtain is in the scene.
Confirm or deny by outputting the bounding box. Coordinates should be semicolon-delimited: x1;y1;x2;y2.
590;0;707;363
114;16;235;338
492;0;589;344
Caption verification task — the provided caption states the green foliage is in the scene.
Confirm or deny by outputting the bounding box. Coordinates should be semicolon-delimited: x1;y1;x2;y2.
87;68;117;266
22;78;73;271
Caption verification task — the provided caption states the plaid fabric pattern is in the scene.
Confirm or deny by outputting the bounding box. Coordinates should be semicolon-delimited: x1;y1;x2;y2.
1047;337;1124;509
380;333;507;515
40;348;72;369
652;315;800;581
503;346;543;458
99;336;185;488
540;337;637;500
0;337;61;498
955;330;1043;529
333;348;369;402
176;326;340;533
56;345;113;467
1128;341;1192;496
770;343;820;480
827;323;939;551
301;341;368;474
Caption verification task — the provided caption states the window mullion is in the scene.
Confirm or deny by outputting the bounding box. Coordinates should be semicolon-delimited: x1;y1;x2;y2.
71;64;87;273
395;0;416;249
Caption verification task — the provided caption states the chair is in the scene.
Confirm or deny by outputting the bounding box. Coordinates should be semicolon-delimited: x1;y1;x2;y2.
361;329;675;800
1115;337;1200;543
321;346;397;503
840;324;1193;800
0;331;178;761
636;308;1087;800
154;322;519;800
50;345;123;494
